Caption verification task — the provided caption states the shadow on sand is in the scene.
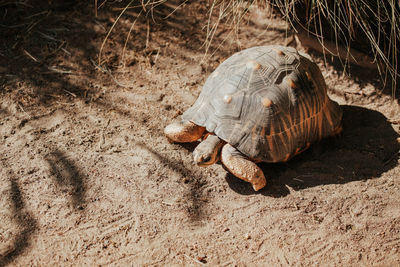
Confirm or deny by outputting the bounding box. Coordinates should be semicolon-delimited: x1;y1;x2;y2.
0;164;37;267
136;142;209;222
45;149;87;210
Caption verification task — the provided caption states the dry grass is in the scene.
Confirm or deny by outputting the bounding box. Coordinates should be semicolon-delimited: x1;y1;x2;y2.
274;0;399;95
96;0;179;65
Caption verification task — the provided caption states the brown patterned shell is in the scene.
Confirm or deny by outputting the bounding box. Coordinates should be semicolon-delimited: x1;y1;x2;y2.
182;45;342;162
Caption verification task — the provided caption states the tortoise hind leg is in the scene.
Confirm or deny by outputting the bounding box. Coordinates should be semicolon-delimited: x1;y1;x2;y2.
221;144;266;191
164;120;205;143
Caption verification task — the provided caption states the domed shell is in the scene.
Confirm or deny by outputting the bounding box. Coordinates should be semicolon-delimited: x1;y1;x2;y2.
182;45;342;162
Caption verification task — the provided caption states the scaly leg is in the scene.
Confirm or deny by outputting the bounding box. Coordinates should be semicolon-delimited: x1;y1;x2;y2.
164;120;205;143
221;144;266;191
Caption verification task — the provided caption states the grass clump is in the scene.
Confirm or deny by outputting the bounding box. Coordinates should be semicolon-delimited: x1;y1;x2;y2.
206;0;400;95
274;0;399;95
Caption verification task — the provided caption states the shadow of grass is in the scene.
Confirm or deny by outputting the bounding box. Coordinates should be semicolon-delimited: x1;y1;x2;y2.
136;142;208;222
1;1;100;108
45;150;86;210
0;0;217;110
0;164;37;267
225;105;399;196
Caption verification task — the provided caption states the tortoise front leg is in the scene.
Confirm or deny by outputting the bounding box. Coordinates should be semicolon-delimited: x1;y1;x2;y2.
193;134;225;166
221;144;266;191
164;120;205;143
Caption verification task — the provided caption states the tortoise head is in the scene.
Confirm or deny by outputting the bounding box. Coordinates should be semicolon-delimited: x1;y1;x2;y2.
193;134;225;167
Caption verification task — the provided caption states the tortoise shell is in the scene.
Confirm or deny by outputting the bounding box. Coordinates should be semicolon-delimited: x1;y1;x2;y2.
182;45;342;162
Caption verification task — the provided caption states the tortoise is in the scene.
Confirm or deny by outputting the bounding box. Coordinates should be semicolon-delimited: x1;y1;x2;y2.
164;45;342;191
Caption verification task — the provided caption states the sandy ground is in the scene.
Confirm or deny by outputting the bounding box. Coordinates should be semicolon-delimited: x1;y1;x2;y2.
1;1;400;266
